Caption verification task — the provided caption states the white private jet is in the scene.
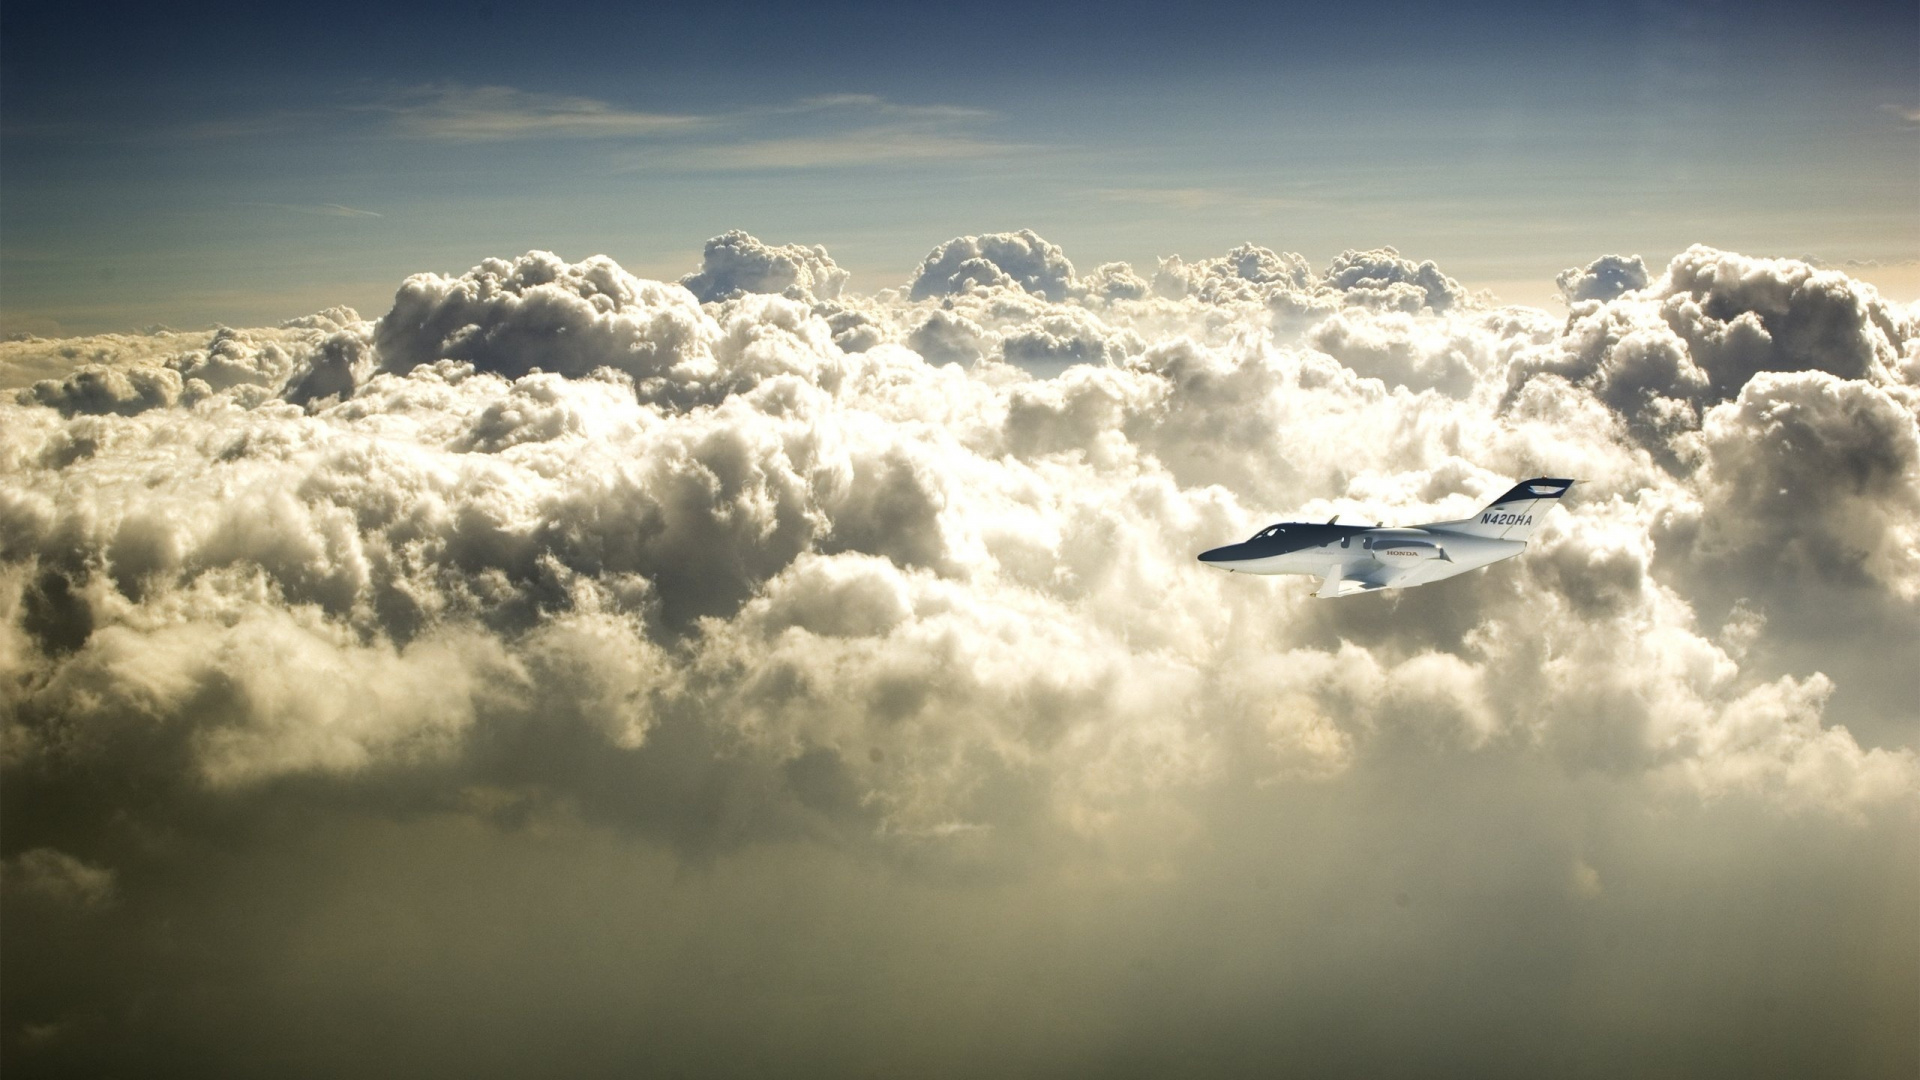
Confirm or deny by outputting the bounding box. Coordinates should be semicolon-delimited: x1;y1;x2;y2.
1197;477;1575;597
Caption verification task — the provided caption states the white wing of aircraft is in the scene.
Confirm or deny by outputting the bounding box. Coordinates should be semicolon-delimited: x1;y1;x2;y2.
1197;477;1575;597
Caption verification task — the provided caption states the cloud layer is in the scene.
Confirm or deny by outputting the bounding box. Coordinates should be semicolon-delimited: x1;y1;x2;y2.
3;234;1916;1077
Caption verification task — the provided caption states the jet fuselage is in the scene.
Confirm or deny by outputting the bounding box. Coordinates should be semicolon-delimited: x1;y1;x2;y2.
1196;477;1574;597
1197;524;1523;585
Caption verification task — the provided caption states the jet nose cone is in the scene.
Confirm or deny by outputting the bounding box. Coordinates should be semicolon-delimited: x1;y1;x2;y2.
1197;545;1235;564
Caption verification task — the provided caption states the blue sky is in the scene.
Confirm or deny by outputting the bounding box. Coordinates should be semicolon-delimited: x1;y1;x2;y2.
3;0;1915;332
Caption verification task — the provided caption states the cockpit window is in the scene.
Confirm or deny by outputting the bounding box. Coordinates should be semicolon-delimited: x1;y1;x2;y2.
1251;525;1286;541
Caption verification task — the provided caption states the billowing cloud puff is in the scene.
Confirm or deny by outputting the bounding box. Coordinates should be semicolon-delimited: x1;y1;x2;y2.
1081;261;1151;301
998;307;1144;373
1504;247;1917;456
1688;371;1920;594
0;325;221;388
18;363;184;416
1304;308;1512;397
1140;243;1464;328
1152;243;1316;303
373;251;715;385
1558;253;1651;303
908;228;1079;301
906;308;991;366
679;229;851;303
1659;245;1910;390
1321;246;1468;312
2;234;1914;1077
13;321;370;417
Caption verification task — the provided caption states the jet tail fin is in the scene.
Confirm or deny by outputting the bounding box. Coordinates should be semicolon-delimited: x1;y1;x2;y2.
1430;477;1575;542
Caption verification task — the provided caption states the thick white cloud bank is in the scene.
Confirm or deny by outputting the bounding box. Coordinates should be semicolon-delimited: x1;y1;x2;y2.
3;234;1916;1077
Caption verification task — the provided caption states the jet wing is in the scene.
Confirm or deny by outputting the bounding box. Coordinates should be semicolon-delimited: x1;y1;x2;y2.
1315;562;1413;599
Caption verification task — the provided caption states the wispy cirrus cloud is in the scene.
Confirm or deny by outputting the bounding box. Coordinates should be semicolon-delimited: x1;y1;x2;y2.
621;92;1024;171
170;85;1017;170
639;129;1023;171
164;85;698;143
368;83;704;141
1093;186;1320;213
774;93;994;124
239;201;383;218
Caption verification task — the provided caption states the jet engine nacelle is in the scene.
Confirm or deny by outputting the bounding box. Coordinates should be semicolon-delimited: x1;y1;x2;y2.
1372;540;1445;562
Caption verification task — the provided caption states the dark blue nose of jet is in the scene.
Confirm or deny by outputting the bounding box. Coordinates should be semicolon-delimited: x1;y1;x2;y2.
1197;544;1242;564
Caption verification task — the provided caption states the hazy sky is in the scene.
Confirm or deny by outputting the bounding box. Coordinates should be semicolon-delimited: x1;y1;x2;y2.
3;4;1918;1078
3;0;1916;332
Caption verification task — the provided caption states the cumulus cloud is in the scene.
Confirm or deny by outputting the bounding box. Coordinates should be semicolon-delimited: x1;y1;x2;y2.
4;235;1910;812
1152;243;1316;303
12;321;369;416
908;229;1080;301
679;230;850;303
1558;253;1651;303
1321;246;1468;313
2;232;1915;1077
998;307;1144;373
906;308;991;366
4;235;1910;815
370;251;716;391
1141;242;1470;329
1081;261;1152;302
17;364;185;416
1503;246;1918;455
